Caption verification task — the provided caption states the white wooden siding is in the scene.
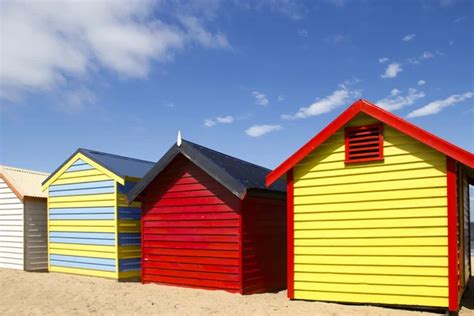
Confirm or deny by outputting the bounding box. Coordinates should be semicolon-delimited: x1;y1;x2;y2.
24;197;48;271
0;178;24;270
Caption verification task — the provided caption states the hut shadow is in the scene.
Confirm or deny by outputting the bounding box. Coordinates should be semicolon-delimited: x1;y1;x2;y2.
119;277;141;283
461;278;474;310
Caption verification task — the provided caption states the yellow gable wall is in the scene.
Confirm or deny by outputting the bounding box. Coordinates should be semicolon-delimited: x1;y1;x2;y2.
47;156;119;279
293;114;448;308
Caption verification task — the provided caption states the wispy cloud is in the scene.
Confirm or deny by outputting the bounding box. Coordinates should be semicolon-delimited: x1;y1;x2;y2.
245;124;282;137
325;34;347;44
281;84;360;120
297;28;308;38
252;91;269;106
453;16;466;23
378;57;389;64
0;1;229;106
402;33;416;42
381;63;403;79
417;80;426;86
277;95;285;102
377;88;425;111
204;115;235;127
407;92;474;118
407;51;436;64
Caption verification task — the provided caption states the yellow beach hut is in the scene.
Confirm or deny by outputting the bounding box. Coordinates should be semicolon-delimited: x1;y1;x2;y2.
266;99;473;312
42;148;154;280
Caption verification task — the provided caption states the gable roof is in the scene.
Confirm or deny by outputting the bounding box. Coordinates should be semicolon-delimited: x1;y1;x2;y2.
128;139;286;202
266;99;474;186
0;165;49;200
42;148;155;186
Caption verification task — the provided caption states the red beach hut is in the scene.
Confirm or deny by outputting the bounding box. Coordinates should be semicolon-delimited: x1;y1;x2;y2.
128;137;287;294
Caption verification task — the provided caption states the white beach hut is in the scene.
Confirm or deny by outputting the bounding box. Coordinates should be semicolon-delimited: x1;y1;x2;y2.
0;165;49;271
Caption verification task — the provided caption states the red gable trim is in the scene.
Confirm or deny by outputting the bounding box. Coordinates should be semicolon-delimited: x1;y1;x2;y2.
266;99;474;186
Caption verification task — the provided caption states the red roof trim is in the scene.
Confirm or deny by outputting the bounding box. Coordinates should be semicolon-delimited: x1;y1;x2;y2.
266;99;474;186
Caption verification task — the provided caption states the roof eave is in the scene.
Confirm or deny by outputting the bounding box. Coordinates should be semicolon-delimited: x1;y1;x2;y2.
266;99;474;186
128;140;250;203
0;173;24;201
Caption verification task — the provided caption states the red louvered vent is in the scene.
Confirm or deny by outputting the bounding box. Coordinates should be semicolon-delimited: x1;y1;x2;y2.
345;124;384;164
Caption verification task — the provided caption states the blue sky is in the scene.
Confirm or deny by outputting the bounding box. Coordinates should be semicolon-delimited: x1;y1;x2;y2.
1;0;473;175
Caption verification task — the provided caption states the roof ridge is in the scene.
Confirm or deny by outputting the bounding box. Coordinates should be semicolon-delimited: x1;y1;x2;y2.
0;165;49;176
183;140;271;171
79;148;155;164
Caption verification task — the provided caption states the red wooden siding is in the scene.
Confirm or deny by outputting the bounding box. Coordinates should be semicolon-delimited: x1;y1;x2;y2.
242;195;286;294
141;155;242;292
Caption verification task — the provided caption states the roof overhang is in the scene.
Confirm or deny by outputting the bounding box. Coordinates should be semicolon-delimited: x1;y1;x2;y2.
266;99;474;186
0;173;24;201
128;141;249;203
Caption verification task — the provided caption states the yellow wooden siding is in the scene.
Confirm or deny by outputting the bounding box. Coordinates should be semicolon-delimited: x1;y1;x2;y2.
116;183;141;280
293;114;448;308
47;158;119;279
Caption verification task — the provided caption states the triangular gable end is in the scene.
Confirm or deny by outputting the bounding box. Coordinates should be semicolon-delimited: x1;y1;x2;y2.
42;151;125;191
266;99;474;186
128;141;248;202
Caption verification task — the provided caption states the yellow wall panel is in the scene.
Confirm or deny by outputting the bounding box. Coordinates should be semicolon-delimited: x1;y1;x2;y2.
118;245;141;259
50;266;117;279
294;207;447;221
294;197;447;213
294;236;447;246
294;272;448;286
294;282;448;297
294;264;448;276
292;114;448;308
53;174;113;185
295;177;446;195
294;255;447;266
295;246;447;256
294;290;448;307
294;225;447;239
294;217;446;230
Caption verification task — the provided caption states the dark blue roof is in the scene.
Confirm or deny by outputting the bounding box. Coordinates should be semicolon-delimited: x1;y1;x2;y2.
42;148;155;185
184;141;286;193
128;139;286;201
79;148;155;179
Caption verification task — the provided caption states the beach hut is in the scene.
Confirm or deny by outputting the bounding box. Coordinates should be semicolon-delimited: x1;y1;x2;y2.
42;148;155;280
128;137;287;294
0;165;49;271
266;99;473;312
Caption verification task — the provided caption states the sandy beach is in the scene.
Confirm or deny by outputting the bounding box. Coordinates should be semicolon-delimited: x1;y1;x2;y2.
1;268;473;316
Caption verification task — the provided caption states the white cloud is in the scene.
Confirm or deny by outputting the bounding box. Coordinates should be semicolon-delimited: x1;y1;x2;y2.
281;84;360;120
407;51;435;64
407;92;474;118
252;91;269;106
216;115;234;124
59;88;96;113
245;124;282;137
204;115;234;127
381;63;403;79
204;119;216;127
417;80;426;86
0;1;229;105
277;95;285;102
325;34;346;44
378;57;389;64
297;29;308;38
402;33;416;42
377;88;425;111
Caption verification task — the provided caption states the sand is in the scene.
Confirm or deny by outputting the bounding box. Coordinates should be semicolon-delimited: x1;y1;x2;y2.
1;268;473;316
